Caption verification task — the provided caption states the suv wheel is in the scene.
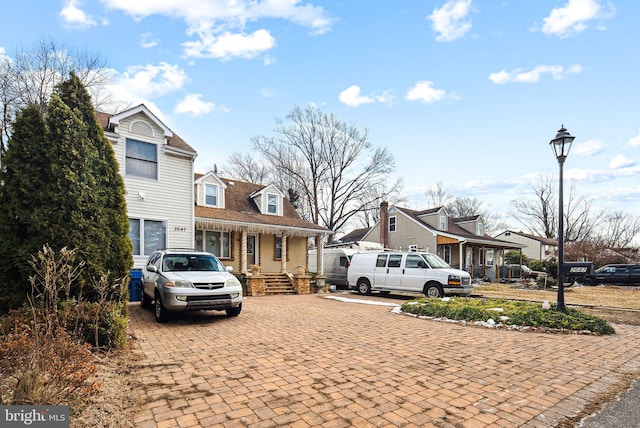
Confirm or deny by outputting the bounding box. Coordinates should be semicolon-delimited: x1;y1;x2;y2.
226;304;242;317
141;290;153;309
154;293;169;323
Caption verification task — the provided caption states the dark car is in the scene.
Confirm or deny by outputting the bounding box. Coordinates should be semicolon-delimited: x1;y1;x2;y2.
586;264;640;286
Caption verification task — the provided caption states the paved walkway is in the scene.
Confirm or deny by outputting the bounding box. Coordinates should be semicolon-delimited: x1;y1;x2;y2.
128;294;640;427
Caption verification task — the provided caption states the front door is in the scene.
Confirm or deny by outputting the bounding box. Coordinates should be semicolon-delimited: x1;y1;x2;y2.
247;235;257;266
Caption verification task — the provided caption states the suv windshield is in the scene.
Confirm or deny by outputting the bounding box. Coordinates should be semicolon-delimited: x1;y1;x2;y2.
420;253;451;269
162;254;226;272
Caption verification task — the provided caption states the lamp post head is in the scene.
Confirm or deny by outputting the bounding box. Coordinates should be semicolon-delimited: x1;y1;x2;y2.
550;125;575;163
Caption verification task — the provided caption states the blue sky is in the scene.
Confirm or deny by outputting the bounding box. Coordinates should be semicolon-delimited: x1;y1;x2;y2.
2;0;639;230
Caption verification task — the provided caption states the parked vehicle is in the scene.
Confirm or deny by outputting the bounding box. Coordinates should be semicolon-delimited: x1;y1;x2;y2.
563;261;594;284
585;264;640;286
347;252;473;297
308;248;357;287
308;241;383;287
141;249;243;322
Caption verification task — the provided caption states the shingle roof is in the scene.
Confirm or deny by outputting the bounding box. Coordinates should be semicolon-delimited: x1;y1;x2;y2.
395;206;521;248
500;230;558;246
195;176;328;235
338;227;371;243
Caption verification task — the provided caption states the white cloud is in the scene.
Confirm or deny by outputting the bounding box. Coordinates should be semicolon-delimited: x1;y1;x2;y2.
489;64;582;84
174;93;226;116
428;0;472;42
572;139;604;156
405;81;447;104
140;32;159;49
102;0;334;59
60;0;97;28
115;62;188;98
540;0;615;38
183;30;275;60
609;155;636;169
629;130;640;147
339;85;374;107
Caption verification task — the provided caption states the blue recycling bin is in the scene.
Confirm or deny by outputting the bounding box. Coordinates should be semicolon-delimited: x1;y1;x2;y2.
129;270;142;301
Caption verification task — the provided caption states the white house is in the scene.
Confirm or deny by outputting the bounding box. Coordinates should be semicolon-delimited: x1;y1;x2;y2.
97;105;197;269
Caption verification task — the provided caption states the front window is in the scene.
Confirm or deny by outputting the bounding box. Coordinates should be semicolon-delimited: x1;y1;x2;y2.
267;194;278;214
443;245;451;264
197;230;231;259
275;236;285;260
126;139;157;179
439;215;447;231
205;184;218;206
129;219;166;256
389;216;397;232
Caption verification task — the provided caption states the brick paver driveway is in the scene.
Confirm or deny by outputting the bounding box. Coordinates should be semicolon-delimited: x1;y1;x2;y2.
128;293;640;427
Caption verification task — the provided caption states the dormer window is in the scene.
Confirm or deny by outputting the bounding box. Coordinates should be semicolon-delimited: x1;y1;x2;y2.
439;215;447;231
267;194;278;214
205;184;218;207
477;222;484;236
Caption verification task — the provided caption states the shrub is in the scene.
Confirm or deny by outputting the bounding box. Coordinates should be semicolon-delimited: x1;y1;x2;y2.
0;322;99;405
401;297;615;335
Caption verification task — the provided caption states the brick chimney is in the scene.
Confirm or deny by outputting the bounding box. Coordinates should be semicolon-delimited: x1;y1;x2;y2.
380;201;389;249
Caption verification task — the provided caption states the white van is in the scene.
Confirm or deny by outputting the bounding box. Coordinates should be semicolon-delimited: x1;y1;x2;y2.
308;248;357;287
308;241;383;287
347;252;473;297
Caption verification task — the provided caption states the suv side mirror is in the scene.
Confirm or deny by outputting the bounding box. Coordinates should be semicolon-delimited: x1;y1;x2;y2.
226;266;234;273
147;265;157;273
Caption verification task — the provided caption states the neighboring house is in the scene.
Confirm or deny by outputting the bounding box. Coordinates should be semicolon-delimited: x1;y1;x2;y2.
97;105;197;269
194;171;329;275
494;230;558;262
335;227;371;245
359;202;522;278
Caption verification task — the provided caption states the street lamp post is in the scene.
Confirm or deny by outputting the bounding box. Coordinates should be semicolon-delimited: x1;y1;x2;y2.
550;125;575;313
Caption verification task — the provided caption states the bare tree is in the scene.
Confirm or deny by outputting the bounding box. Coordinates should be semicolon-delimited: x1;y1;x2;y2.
1;38;109;156
596;210;640;249
224;152;270;184
354;178;407;229
425;182;452;208
564;181;598;242
241;104;396;240
511;175;557;238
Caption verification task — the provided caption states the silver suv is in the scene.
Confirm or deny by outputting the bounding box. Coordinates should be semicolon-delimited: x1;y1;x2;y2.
141;249;243;322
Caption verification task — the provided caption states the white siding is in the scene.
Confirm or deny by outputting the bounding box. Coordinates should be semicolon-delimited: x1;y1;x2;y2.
110;112;194;268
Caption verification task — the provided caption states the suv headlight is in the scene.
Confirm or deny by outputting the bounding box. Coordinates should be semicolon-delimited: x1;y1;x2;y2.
226;276;242;288
165;280;192;288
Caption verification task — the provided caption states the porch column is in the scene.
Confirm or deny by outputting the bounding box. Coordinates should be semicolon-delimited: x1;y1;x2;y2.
315;235;324;276
459;244;464;272
241;228;248;274
280;234;287;273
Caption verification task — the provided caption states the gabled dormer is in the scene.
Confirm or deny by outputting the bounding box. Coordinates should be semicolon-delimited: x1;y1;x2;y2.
455;215;485;236
415;207;449;231
250;184;285;216
194;171;227;208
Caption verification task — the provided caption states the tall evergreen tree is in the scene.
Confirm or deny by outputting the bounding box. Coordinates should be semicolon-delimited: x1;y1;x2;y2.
55;72;132;293
0;75;133;311
0;106;49;309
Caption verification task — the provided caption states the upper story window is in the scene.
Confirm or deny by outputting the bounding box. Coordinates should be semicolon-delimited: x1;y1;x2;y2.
205;184;218;207
126;139;157;179
267;194;278;214
477;222;484;236
439;215;447;231
389;216;397;232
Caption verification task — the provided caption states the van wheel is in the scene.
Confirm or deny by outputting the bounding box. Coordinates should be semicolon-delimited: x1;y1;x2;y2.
357;279;371;295
424;284;443;298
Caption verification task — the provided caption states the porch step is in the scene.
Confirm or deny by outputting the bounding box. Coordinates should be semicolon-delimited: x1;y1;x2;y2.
263;273;296;295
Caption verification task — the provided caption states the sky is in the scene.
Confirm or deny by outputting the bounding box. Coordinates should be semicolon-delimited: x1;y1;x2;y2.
2;0;640;233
